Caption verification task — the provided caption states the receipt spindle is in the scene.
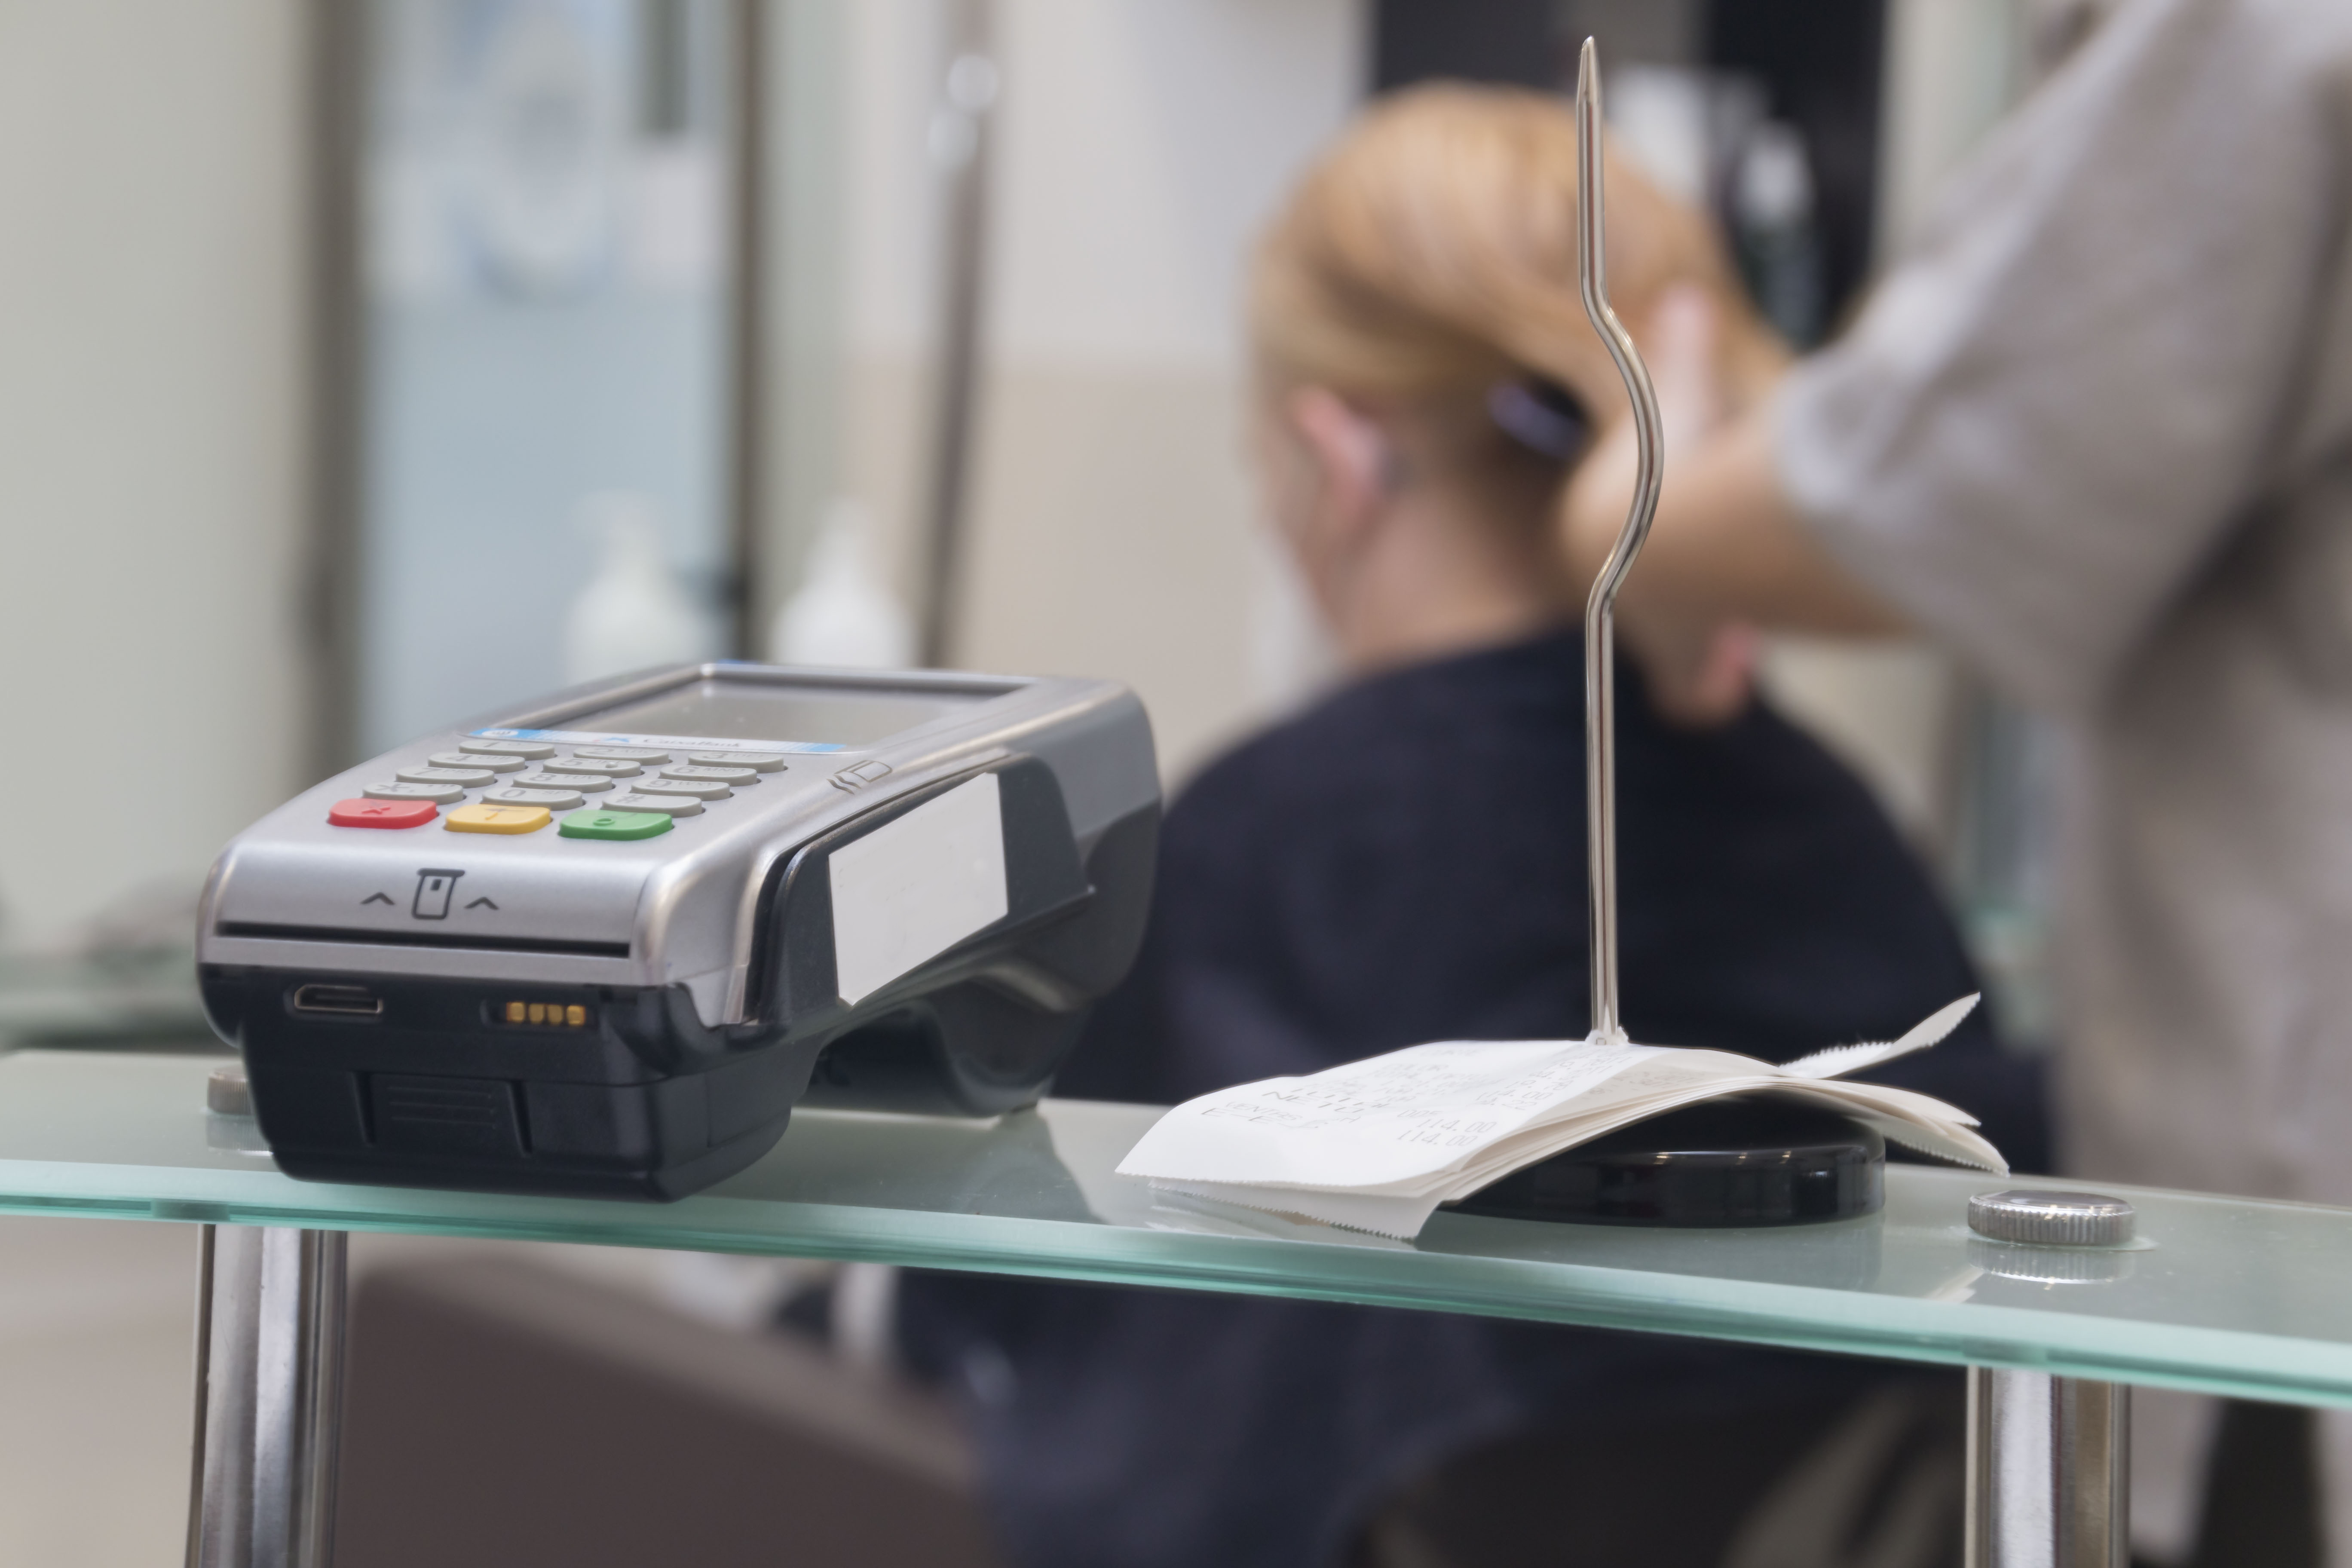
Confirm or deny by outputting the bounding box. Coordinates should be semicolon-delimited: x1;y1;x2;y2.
1576;34;1663;1048
1455;39;1886;1230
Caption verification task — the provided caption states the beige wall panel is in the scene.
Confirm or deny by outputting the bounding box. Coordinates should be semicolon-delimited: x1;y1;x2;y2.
955;364;1262;783
0;0;307;945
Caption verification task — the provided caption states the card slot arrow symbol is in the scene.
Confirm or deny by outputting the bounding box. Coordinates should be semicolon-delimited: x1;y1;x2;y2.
361;892;395;906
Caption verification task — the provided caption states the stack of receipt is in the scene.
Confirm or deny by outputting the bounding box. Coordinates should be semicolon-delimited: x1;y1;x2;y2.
1117;995;2004;1239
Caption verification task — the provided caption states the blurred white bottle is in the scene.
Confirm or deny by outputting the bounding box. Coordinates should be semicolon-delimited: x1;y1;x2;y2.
769;498;916;669
563;493;712;683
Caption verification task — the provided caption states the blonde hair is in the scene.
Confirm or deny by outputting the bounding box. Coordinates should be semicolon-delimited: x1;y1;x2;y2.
1253;83;1782;460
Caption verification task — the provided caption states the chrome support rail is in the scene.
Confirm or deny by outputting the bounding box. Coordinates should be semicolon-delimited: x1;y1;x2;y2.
1966;1368;2130;1566
186;1226;348;1568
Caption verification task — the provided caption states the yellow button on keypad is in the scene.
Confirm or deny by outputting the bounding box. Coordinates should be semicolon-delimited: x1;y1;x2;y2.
445;804;551;835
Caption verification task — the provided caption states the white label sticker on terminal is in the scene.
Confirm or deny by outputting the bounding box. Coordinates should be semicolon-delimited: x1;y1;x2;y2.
828;774;1008;1004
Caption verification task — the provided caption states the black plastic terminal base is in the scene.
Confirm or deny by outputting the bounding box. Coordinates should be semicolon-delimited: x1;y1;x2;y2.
197;969;828;1202
1451;1094;1885;1228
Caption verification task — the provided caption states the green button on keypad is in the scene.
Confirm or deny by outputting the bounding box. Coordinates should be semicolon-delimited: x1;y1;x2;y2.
557;808;674;842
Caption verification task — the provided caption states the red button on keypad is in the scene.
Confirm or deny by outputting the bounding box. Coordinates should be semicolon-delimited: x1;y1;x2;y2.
328;798;438;829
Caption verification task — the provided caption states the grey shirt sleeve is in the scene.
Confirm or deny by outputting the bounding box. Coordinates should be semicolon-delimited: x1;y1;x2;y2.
1777;0;2352;713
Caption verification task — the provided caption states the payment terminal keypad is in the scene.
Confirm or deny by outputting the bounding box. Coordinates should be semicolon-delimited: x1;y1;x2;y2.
332;741;794;835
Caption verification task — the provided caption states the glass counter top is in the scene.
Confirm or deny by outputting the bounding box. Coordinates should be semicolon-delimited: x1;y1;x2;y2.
3;1048;2350;1408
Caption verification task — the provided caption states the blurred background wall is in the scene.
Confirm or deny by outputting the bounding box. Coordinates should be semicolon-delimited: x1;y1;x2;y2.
946;0;1360;772
762;0;1359;783
344;0;742;756
0;0;308;949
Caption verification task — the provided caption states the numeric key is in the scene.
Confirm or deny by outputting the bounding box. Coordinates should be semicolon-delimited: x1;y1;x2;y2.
686;751;786;772
364;781;466;804
430;750;524;772
605;792;704;817
511;772;615;794
398;765;498;787
631;776;733;801
482;786;585;811
660;764;760;787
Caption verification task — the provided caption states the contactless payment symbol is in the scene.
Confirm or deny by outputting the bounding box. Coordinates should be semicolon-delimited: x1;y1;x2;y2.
413;869;463;920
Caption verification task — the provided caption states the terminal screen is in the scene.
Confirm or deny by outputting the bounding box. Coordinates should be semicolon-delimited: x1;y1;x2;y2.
575;680;983;749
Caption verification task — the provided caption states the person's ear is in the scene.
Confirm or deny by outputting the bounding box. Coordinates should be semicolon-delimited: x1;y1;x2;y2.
1284;386;1393;550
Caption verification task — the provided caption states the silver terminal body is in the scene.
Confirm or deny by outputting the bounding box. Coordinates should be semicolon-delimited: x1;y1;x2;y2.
1966;1368;2129;1567
196;662;1158;1030
1968;1188;2136;1248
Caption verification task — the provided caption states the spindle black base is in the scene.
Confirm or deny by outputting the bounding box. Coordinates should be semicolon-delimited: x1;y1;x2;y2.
1452;1093;1884;1227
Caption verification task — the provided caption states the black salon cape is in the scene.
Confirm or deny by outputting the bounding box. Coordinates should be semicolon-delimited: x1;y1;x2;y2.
899;629;2047;1568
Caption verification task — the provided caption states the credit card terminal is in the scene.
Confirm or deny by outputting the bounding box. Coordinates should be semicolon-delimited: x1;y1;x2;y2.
196;663;1159;1200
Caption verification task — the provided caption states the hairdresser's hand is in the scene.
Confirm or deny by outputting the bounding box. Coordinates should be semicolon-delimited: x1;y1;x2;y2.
1564;286;1760;727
